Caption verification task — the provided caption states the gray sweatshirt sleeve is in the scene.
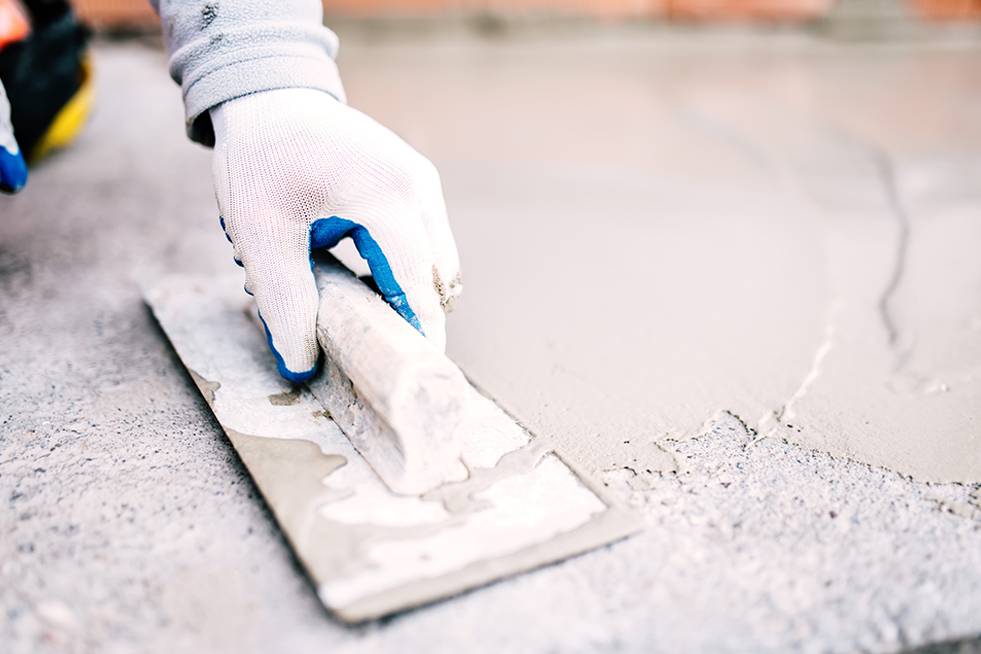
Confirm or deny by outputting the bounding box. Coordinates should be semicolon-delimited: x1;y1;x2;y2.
150;1;346;145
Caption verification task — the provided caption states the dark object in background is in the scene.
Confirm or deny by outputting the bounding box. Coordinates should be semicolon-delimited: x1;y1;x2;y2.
0;0;90;159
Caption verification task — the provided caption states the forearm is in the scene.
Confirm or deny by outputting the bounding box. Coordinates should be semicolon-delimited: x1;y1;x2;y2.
151;0;345;145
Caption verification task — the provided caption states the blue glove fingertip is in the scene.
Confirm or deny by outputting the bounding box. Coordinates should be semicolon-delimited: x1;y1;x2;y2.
257;311;321;384
0;146;27;194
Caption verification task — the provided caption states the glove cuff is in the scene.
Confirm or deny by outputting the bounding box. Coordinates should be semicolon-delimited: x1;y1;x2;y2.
172;28;346;147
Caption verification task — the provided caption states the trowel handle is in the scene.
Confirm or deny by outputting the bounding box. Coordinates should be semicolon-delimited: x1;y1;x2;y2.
308;253;468;494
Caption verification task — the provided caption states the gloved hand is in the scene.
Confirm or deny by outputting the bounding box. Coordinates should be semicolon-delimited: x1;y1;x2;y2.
0;80;28;194
210;87;462;382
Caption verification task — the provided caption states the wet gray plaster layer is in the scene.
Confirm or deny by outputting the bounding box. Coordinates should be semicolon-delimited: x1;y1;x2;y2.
402;39;981;483
2;35;981;652
327;30;981;482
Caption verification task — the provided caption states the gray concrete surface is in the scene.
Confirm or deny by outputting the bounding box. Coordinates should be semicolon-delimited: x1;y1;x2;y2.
2;32;981;653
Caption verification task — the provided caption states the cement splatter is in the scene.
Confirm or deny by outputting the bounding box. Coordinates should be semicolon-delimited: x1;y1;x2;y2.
268;389;301;406
200;3;218;28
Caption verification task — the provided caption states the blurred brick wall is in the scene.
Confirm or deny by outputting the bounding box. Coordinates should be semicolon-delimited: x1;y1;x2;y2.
323;0;666;18
912;0;981;18
72;0;157;27
665;0;830;20
68;0;981;28
321;0;828;20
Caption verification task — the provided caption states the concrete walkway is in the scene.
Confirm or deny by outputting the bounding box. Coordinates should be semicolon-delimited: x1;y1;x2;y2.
2;32;980;653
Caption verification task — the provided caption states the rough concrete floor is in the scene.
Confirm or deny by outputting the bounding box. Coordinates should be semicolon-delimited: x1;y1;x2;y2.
2;33;981;653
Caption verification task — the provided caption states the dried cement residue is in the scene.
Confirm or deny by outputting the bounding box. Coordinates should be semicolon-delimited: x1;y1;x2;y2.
593;411;981;654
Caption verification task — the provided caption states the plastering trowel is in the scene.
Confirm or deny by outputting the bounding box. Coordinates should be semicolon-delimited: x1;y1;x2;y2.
145;254;638;622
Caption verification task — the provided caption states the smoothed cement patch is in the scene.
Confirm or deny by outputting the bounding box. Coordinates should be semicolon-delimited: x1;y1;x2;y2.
363;42;981;482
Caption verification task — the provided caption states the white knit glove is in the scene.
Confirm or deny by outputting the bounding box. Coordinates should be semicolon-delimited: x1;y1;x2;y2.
210;88;462;382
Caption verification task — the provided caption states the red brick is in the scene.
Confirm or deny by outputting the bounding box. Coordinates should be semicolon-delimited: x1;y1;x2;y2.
666;0;831;21
912;0;981;19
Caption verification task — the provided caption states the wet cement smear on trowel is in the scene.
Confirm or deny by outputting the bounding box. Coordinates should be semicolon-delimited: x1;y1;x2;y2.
187;368;220;404
424;438;551;515
226;428;347;525
226;429;456;584
225;430;351;561
224;430;441;585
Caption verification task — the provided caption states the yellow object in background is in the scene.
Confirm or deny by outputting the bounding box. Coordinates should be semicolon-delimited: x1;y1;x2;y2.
30;54;93;162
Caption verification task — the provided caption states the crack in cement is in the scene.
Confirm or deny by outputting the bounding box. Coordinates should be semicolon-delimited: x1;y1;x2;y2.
869;148;912;353
824;127;913;360
762;302;839;431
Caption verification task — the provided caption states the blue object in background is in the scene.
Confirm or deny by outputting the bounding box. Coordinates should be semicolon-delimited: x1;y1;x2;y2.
0;145;27;193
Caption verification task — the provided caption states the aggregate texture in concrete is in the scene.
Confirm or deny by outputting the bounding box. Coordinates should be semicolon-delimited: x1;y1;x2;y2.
2;32;981;653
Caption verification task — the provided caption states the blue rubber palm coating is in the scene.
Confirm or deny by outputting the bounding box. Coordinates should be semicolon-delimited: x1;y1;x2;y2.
224;215;422;383
0;147;27;193
310;217;423;332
